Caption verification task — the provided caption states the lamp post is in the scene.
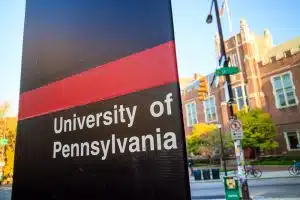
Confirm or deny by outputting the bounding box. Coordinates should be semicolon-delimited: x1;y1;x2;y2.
216;124;227;176
206;0;250;199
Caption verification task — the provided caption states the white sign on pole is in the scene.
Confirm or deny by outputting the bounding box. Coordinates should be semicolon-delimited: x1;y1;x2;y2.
230;119;243;140
0;161;5;167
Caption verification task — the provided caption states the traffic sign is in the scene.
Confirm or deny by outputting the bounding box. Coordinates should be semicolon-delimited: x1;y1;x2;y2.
0;138;8;145
230;119;243;140
216;67;239;76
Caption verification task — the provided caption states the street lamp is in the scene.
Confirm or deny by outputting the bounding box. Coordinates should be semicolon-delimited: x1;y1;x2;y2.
206;14;213;24
206;0;250;199
206;0;214;24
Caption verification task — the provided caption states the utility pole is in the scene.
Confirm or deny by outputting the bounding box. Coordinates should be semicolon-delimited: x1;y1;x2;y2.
206;0;250;199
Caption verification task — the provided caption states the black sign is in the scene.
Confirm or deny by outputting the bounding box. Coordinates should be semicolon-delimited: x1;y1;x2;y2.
12;1;191;199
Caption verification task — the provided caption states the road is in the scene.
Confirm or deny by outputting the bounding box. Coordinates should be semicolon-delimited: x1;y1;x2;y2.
191;177;300;199
0;186;11;200
1;177;300;200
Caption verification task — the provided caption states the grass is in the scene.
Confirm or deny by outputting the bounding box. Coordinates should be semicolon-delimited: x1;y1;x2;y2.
250;160;294;166
249;156;300;166
191;156;300;168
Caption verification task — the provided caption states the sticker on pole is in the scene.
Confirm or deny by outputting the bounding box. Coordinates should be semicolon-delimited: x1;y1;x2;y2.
230;119;243;140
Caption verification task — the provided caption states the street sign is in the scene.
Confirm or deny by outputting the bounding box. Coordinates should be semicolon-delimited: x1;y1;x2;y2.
216;67;239;76
230;119;243;140
13;1;190;200
0;138;8;145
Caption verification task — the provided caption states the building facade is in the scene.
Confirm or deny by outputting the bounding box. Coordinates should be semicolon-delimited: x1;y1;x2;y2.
180;19;300;155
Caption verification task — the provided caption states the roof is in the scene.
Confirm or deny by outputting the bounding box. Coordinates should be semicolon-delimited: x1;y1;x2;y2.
263;36;300;63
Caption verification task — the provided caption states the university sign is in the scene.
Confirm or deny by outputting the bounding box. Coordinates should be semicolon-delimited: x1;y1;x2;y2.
52;95;177;160
12;1;191;200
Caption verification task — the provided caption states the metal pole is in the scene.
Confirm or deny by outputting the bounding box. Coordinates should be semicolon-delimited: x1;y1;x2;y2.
218;127;227;176
213;0;234;119
212;0;250;199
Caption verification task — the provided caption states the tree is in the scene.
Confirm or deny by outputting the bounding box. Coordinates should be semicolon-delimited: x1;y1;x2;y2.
0;102;17;184
186;123;218;156
237;108;278;153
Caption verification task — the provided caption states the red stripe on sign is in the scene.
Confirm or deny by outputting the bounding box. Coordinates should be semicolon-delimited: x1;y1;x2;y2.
19;41;179;120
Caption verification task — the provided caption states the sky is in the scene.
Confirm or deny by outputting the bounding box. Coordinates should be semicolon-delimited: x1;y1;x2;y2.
0;0;299;116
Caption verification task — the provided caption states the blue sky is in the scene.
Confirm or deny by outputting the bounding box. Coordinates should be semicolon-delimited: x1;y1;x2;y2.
0;0;299;116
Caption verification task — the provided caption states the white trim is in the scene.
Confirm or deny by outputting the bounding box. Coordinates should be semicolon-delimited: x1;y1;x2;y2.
284;130;300;151
203;96;218;123
185;101;198;127
270;71;299;109
232;84;248;110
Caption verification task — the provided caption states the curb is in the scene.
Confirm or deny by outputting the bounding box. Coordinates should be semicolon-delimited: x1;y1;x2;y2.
191;198;300;200
190;175;300;183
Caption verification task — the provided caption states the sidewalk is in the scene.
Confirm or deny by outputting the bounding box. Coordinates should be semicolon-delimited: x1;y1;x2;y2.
190;170;300;183
208;198;300;200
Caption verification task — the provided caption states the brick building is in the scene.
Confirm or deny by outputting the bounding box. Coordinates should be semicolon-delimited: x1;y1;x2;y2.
180;19;300;155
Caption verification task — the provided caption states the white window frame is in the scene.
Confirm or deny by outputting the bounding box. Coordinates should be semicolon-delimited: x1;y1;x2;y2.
185;101;198;127
284;130;300;151
203;96;218;123
232;85;248;110
271;71;298;109
229;53;239;68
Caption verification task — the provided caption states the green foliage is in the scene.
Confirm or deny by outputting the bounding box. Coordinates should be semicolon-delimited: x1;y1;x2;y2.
224;132;234;149
186;123;219;156
237;108;278;150
186;132;210;155
250;156;300;166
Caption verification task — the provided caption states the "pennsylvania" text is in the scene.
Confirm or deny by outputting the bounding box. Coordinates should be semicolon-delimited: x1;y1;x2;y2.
53;128;177;160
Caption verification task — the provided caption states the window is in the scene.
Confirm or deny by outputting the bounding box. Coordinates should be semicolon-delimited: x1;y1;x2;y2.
284;132;300;151
271;71;298;108
233;85;248;110
185;102;198;127
203;96;217;122
229;54;239;68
